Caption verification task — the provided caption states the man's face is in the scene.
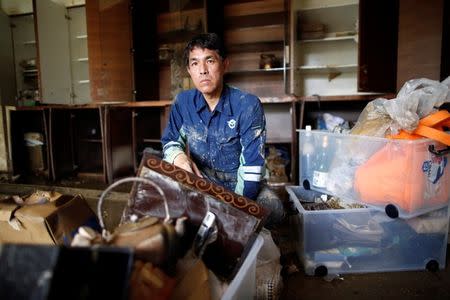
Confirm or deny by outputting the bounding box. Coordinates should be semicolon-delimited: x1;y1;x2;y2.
187;47;229;98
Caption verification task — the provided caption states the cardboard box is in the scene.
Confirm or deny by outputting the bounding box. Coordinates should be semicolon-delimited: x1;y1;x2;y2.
0;194;99;245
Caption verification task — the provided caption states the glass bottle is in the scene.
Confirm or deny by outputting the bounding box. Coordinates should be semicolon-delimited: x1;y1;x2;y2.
300;125;314;188
312;135;330;189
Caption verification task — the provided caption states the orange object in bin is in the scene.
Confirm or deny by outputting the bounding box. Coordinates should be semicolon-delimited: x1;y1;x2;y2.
354;110;450;214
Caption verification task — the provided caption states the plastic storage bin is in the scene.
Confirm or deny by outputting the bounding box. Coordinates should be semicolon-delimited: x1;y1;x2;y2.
222;234;264;300
286;185;449;276
299;129;450;218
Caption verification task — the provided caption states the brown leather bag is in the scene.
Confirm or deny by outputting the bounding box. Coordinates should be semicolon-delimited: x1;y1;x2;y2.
96;177;182;271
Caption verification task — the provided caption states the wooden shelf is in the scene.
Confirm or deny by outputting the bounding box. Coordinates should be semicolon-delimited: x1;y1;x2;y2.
77;57;89;62
267;181;295;187
142;138;161;143
80;138;102;143
76;34;88;39
298;33;357;43
260;96;295;103
158;29;203;44
267;137;292;143
297;93;395;102
296;64;357;73
225;24;284;44
224;0;284;17
224;12;284;30
227;67;284;75
227;41;284;53
298;0;358;11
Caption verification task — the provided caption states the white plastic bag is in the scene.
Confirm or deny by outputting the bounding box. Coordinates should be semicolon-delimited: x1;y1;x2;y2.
351;76;450;137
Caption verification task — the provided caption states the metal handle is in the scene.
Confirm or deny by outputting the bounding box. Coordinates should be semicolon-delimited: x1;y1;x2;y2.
97;177;170;231
428;145;450;156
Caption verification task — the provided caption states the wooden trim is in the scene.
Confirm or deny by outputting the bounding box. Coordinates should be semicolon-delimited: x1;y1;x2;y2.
297;93;395;102
48;108;55;180
41;110;51;180
103;106;112;183
98;106;107;183
131;109;138;172
113;100;172;107
224;0;285;17
290;100;297;184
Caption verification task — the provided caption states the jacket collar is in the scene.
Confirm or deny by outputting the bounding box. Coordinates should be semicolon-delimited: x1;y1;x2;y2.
195;85;233;116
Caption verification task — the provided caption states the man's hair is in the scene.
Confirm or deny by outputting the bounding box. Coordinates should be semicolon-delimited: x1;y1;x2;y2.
183;33;227;67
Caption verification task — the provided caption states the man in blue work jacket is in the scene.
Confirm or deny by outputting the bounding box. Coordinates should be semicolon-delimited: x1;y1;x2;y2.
161;33;284;226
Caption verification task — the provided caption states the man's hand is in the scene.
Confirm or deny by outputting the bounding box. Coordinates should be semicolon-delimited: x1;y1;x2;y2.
173;153;203;178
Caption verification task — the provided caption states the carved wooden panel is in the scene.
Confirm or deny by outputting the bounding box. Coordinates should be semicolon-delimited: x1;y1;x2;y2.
126;153;268;279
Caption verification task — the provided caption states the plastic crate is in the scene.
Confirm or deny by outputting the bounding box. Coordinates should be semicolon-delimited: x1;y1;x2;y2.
299;129;450;218
222;234;264;300
286;185;449;276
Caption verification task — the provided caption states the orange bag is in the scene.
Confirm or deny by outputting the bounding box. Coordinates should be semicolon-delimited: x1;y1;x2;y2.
354;110;450;216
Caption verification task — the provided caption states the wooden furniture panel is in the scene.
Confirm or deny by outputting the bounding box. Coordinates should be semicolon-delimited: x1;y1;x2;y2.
224;24;285;44
358;0;398;93
35;0;73;104
49;108;74;180
9;13;37;105
225;72;285;97
291;0;399;96
396;0;443;90
224;0;284;17
104;106;134;182
131;1;159;100
86;0;133;102
9;107;51;180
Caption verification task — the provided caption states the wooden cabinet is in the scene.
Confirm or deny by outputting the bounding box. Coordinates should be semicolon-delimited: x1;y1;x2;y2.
50;106;107;182
289;0;398;96
8;107;51;181
35;0;91;104
220;0;296;184
86;0;134;102
289;0;399;184
104;101;170;181
9;13;38;105
8;102;171;184
223;0;287;98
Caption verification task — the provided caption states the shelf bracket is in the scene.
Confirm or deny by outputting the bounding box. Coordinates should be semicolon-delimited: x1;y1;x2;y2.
328;71;341;81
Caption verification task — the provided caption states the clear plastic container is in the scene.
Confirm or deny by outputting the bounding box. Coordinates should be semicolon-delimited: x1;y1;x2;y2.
286;185;449;276
222;235;264;300
298;130;450;218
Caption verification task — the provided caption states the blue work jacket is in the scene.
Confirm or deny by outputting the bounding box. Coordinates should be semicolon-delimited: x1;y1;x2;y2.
161;85;266;200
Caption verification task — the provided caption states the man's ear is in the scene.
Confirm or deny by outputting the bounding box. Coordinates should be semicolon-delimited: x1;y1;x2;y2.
222;58;230;72
186;65;192;77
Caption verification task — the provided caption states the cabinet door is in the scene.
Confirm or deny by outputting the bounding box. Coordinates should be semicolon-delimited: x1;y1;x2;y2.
67;6;91;104
35;0;73;104
104;106;134;182
358;0;398;93
86;0;133;102
291;0;398;96
0;10;17;106
49;108;75;180
9;108;51;179
10;13;38;103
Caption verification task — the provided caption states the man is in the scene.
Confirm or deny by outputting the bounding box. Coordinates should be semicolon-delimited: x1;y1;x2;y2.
161;33;284;225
